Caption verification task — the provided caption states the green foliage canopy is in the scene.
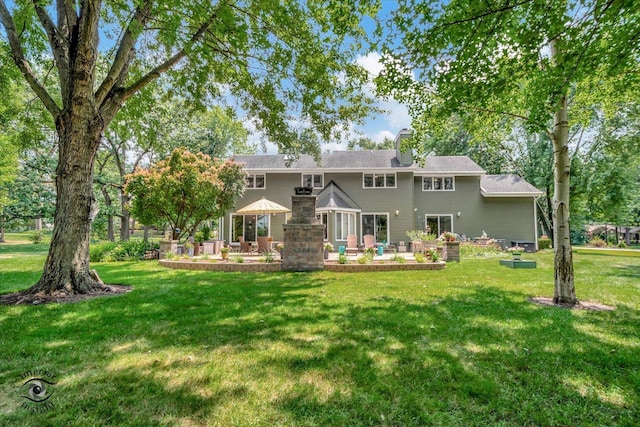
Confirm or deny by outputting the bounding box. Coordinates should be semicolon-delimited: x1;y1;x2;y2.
124;148;245;240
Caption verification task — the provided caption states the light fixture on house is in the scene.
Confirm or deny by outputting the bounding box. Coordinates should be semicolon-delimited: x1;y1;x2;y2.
457;212;461;217
414;208;418;212
395;210;400;216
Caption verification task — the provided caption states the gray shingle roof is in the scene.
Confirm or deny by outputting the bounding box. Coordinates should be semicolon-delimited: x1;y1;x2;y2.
232;151;485;174
418;156;485;174
481;175;543;197
316;181;361;211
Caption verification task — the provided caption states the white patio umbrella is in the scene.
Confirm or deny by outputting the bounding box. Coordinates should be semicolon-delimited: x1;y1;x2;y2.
236;197;290;215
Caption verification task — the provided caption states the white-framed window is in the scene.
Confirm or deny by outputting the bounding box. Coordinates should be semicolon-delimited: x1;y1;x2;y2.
231;214;270;242
425;214;453;236
246;174;266;189
335;211;357;241
362;213;389;244
302;173;324;189
422;176;454;191
363;173;396;188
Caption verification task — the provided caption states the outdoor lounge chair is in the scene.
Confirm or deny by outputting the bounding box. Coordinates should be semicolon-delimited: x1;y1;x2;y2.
257;236;270;253
363;234;375;249
238;237;255;254
346;234;359;255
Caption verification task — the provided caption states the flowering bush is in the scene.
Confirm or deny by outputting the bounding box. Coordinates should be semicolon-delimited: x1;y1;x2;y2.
507;246;524;253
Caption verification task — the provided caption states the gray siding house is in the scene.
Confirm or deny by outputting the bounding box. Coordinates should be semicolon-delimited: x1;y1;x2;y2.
223;130;543;250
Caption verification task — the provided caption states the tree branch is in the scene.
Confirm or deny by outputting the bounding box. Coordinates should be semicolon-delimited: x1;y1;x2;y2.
95;0;153;106
100;9;221;121
33;1;71;98
431;0;534;33
0;1;61;118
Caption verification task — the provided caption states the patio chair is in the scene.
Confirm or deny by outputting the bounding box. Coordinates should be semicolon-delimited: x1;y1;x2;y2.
257;236;270;253
363;234;375;249
346;234;358;255
238;236;255;254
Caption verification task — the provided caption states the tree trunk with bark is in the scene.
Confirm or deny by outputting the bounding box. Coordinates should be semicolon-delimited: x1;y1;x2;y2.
24;114;107;296
100;186;115;241
551;93;577;305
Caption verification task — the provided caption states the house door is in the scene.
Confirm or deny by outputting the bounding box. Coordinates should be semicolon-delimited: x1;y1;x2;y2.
232;214;269;241
425;214;453;236
362;213;389;243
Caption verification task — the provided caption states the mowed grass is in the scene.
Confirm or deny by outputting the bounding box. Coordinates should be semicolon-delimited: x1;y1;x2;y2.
0;243;639;426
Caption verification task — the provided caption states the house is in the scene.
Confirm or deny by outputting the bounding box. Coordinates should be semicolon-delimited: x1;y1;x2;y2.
223;130;543;250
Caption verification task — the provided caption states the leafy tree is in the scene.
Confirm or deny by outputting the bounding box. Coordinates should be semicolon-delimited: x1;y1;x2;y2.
378;0;640;305
125;148;245;240
0;0;379;296
169;105;255;158
347;136;394;151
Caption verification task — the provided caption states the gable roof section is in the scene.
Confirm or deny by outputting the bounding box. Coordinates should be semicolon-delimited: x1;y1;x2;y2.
233;151;486;175
233;150;406;171
316;180;361;211
481;175;543;197
413;156;485;176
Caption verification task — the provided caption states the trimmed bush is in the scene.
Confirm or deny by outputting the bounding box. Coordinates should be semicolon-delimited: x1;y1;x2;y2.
538;236;552;250
589;237;607;248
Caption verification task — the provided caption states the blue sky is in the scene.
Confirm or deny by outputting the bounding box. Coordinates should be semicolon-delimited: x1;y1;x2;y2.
254;1;410;154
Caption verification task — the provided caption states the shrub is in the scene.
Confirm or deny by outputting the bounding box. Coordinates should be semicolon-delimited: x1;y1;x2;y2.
414;252;425;263
427;248;440;262
230;254;244;263
617;241;627;248
90;239;150;262
391;254;406;263
338;254;349;264
589;237;606;248
357;255;371;264
260;252;275;263
28;230;43;244
538;236;552;250
607;234;617;245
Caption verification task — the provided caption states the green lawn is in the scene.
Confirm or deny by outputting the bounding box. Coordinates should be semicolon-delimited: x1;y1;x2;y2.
1;243;639;426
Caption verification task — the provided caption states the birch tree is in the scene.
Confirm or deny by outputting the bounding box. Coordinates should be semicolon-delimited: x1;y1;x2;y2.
377;0;640;305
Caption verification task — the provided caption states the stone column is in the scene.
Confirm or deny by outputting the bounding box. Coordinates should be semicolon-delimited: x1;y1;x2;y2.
443;241;460;262
282;195;325;271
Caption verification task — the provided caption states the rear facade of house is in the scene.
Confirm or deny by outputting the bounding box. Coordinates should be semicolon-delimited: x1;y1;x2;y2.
222;130;543;250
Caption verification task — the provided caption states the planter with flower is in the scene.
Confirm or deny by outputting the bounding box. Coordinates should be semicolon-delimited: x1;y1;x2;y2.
443;231;456;242
507;245;524;260
220;247;230;260
324;242;334;260
277;243;284;259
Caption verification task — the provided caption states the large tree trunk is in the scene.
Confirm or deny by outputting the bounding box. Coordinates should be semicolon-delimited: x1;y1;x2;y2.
24;114;106;296
100;186;115;241
120;194;131;241
551;92;577;305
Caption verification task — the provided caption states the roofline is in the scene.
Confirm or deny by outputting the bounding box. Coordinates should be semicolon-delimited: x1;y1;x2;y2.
316;207;361;213
415;171;485;177
480;187;544;198
239;167;417;173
